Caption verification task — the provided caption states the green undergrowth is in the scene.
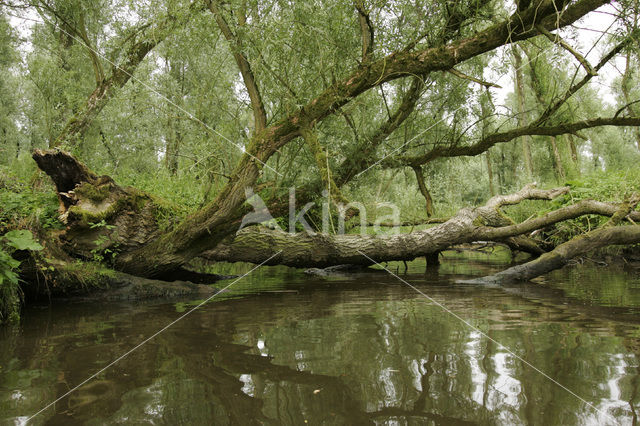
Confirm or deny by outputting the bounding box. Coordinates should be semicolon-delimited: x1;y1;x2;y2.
0;165;60;323
0;230;43;323
113;168;205;213
0;165;61;233
503;168;640;245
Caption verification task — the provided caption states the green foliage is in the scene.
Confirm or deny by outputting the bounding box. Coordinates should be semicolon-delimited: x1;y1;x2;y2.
0;230;43;323
563;168;640;204
0;165;62;232
546;169;640;242
503;168;640;245
88;220;119;264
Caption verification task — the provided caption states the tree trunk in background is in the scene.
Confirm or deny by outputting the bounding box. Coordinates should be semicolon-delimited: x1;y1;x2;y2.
567;134;580;173
412;166;434;217
165;121;180;175
549;136;566;182
486;151;495;196
164;60;184;175
621;51;640;150
512;46;534;180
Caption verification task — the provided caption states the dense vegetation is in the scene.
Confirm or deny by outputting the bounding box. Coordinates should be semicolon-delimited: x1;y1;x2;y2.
1;0;640;322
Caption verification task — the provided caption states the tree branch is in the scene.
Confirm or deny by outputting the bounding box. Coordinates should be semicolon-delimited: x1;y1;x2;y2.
52;4;198;148
446;67;502;88
354;0;374;62
535;24;596;75
412;165;434;217
201;184;633;268
393;116;640;167
207;0;267;133
466;225;640;284
534;36;631;125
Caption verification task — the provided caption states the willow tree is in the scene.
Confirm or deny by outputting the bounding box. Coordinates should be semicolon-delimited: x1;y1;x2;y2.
23;0;640;282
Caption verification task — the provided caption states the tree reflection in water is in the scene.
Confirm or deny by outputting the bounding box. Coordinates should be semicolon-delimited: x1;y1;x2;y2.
1;260;640;425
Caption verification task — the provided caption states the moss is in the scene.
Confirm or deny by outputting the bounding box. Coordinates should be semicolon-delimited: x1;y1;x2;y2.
67;188;153;227
148;193;188;231
493;208;516;225
57;260;117;291
472;216;486;227
74;182;111;203
67;204;117;226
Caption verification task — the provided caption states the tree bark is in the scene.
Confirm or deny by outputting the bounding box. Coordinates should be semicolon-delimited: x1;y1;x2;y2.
412;165;434;217
549;136;566;182
202;185;640;268
465;225;640;284
512;45;534;180
567;134;579;170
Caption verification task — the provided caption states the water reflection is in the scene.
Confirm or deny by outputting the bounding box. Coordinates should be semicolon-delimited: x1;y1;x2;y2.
1;259;640;425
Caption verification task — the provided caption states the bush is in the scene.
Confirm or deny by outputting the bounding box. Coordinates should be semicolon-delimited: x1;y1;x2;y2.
0;230;43;323
0;167;61;232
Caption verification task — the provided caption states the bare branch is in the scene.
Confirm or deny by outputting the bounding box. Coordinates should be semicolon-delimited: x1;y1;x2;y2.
614;99;640;118
468;225;640;284
478;199;640;240
484;183;570;209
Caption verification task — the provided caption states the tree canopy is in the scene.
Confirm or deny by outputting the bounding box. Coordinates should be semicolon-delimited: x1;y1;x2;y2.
1;0;640;280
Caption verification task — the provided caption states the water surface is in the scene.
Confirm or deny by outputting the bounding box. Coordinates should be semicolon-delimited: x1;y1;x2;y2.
2;254;640;425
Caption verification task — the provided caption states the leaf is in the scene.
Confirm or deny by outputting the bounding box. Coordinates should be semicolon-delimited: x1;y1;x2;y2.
3;230;44;251
0;250;20;269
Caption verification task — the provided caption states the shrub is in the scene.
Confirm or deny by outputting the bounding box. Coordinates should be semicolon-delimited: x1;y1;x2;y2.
0;230;43;323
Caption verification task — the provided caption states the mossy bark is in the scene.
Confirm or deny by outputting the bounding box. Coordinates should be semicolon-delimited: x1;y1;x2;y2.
32;151;640;286
32;149;172;262
465;225;640;284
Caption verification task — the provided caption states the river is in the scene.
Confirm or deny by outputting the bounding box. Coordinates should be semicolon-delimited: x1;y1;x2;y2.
2;252;640;425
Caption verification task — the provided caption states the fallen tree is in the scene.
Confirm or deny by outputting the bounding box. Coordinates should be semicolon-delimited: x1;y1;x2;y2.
103;0;617;278
29;149;640;288
465;194;640;284
13;0;640;282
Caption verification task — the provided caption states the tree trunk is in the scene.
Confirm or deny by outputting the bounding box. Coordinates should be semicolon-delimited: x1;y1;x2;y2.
567;134;580;172
622;51;640;150
549;136;566;182
412;166;434;217
486;151;495;196
34;149;640;278
512;46;534;180
464;225;640;284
